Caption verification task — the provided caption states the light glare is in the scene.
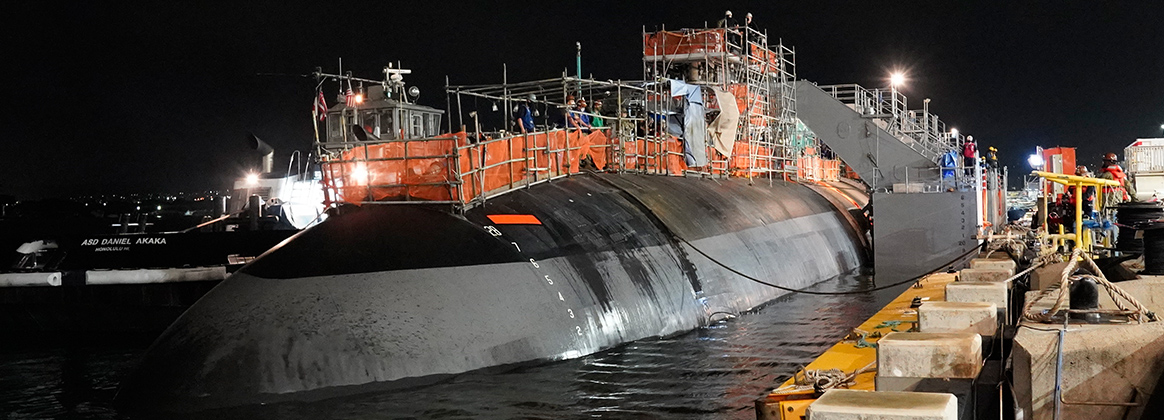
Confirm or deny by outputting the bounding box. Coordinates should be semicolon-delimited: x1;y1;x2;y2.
890;72;906;87
245;173;259;186
351;164;369;186
1028;154;1045;168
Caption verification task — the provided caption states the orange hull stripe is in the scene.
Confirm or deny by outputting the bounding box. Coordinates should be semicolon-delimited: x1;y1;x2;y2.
487;214;542;225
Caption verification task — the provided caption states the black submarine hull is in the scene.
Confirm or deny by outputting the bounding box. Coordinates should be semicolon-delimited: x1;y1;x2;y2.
116;173;869;410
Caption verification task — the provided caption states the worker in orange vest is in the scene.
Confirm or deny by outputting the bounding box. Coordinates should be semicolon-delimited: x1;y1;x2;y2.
1098;152;1136;207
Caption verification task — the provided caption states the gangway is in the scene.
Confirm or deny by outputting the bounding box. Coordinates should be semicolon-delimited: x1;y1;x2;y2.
795;81;962;191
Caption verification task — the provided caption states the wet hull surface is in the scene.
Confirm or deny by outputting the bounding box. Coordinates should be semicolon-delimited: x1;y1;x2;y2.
115;173;869;411
0;273;903;419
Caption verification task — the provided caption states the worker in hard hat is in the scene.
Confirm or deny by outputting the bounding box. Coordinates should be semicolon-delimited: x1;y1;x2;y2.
718;10;742;54
961;136;977;176
717;10;738;28
1098;152;1136;206
1072;165;1096;219
514;94;536;133
986;146;999;170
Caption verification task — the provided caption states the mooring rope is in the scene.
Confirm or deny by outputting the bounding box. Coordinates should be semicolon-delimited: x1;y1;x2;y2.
1021;248;1157;323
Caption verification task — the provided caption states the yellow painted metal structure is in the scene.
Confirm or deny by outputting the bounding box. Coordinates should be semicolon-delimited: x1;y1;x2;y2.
1032;170;1120;253
755;272;957;420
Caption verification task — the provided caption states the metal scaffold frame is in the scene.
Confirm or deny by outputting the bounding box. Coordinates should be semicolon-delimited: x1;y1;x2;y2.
313;23;843;212
642;24;814;181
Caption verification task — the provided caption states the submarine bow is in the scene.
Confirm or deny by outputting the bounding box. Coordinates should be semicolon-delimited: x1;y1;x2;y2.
116;173;868;410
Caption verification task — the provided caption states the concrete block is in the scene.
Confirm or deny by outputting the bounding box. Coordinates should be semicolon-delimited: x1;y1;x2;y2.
1031;261;1070;290
945;281;1008;311
970;258;1016;272
877;332;982;379
1013;318;1164;420
959;267;1012;282
806;389;957;420
918;301;998;336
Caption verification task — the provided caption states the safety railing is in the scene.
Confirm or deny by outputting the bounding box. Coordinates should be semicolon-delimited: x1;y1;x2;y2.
819;84;958;162
321;126;720;209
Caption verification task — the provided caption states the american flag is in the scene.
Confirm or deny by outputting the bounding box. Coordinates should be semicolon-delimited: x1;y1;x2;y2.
314;91;327;120
345;88;356;108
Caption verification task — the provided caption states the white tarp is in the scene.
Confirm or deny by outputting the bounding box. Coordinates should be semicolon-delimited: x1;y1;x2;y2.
708;87;739;158
670;79;708;167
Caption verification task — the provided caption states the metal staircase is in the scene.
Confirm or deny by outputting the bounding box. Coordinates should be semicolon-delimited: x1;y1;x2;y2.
816;84;958;163
794;81;950;190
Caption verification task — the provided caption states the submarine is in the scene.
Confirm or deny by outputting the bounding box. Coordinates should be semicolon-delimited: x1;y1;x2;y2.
116;22;979;411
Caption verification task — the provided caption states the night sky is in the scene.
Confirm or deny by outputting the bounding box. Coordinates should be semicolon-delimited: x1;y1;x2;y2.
5;1;1162;199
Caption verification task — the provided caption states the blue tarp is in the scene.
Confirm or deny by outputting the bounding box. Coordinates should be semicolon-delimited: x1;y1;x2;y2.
940;151;957;178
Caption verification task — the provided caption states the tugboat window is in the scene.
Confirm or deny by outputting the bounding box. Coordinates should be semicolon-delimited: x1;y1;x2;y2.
361;112;379;138
327;113;342;141
381;111;395;140
411;114;423;138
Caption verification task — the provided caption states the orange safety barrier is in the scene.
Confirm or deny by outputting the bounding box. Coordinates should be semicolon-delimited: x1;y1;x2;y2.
323;129;617;206
322;133;462;204
617;134;695;176
730;141;776;176
797;156;841;182
643;29;726;57
320;125;806;206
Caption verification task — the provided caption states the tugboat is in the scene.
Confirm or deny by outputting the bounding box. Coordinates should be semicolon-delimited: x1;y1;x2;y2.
0;134;323;334
118;20;977;412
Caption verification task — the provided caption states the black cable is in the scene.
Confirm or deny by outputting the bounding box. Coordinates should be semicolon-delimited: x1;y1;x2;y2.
674;233;982;296
588;172;983;296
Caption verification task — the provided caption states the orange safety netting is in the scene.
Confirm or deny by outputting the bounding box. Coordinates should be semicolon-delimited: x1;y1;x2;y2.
458;130;612;202
322;133;463;204
322;130;617;205
643;29;726;57
729;141;776;176
618;135;693;176
748;43;782;73
797;156;841;182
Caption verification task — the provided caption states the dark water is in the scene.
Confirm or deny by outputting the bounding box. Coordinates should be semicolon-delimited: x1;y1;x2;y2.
0;275;902;419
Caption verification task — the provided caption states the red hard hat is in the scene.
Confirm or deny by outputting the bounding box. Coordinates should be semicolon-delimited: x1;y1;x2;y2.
1103;152;1118;161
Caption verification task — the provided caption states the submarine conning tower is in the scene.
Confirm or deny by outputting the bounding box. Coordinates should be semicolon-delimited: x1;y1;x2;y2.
116;21;983;411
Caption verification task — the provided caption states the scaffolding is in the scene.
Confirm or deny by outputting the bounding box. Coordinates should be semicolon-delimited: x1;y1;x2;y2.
642;25;810;180
313;24;841;212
